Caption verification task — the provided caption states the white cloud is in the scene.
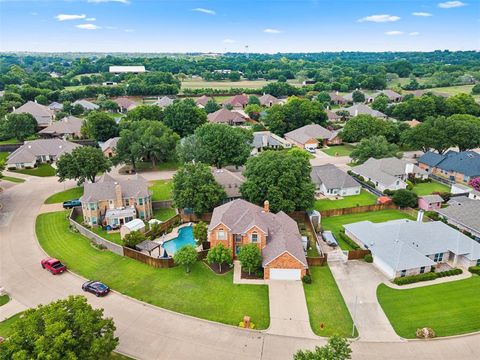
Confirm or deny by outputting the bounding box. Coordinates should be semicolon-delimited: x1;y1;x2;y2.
124;29;134;33
88;0;130;4
438;1;466;8
385;30;404;36
358;14;400;23
56;14;86;21
192;8;216;15
223;38;236;44
76;23;101;30
410;32;420;36
264;28;282;34
85;18;96;21
412;12;433;17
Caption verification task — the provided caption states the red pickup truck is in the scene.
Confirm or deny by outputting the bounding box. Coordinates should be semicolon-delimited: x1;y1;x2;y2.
41;258;67;275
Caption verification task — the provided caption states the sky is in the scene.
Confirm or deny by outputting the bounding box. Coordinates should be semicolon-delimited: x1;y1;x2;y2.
0;0;479;53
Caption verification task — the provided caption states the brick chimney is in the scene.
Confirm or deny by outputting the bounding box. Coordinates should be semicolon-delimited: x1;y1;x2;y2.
263;200;270;213
114;182;123;208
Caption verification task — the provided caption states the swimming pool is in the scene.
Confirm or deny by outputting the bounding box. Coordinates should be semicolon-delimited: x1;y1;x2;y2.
162;225;196;255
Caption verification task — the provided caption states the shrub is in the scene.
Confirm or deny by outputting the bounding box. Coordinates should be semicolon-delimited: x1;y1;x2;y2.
468;266;480;275
364;254;373;263
392;189;418;208
406;180;414;190
393;268;462;285
416;327;436;339
337;232;360;250
425;211;440;221
238;321;256;329
302;275;312;284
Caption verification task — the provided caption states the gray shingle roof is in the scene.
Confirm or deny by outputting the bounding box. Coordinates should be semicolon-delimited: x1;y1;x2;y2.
38;116;83;137
259;94;280;106
13;101;54;126
252;131;289;149
420;194;444;204
344;219;480;270
80;173;151;202
437;197;480;235
284;124;337;144
418;151;480;177
343;104;387;118
311;164;359;190
154;96;174;108
101;137;120;152
7;139;80;165
208;199;307;267
207;108;246;124
211;168;245;198
73;99;99;111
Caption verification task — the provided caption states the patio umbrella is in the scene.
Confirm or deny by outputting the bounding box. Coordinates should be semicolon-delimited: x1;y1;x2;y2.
162;248;169;258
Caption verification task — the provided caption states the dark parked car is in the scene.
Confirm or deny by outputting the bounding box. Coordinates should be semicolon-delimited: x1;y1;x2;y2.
41;258;67;274
82;281;110;297
62;199;81;209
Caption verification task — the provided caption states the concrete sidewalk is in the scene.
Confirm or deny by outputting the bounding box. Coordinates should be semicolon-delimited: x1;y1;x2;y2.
233;260;266;285
0;298;28;321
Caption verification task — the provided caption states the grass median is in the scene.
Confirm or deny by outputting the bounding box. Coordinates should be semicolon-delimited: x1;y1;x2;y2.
36;211;270;329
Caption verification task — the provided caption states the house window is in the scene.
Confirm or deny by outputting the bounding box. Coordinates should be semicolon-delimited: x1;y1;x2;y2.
251;232;258;243
420;266;425;274
433;253;444;262
92;217;97;225
139;211;145;219
139;198;143;205
217;229;226;240
234;234;242;243
400;270;407;277
125;199;130;206
89;203;96;210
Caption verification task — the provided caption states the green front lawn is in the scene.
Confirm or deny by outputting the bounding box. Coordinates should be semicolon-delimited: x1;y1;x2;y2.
304;266;355;337
377;276;480;338
0;294;10;307
36;211;270;329
44;187;84;204
153;207;176;221
0;175;25;183
0;152;9;161
74;213;123;245
314;190;377;211
149;180;173;201
12;164;56;177
321;144;355;157
321;210;414;251
412;181;450;196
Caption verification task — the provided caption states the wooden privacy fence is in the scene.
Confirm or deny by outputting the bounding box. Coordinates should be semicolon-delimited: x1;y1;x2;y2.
320;203;397;218
180;212;212;223
347;249;371;260
123;247;175;268
307;255;328;266
152;200;174;209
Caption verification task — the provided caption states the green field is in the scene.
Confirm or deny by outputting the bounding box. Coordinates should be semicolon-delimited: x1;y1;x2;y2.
321;144;356;157
0;294;10;307
304;266;355;337
0;175;25;183
153;207;176;221
181;78;301;91
36;211;270;329
149;180;173;201
412;181;450;196
377;276;480;338
44;187;84;204
12;164;56;177
0;152;8;161
314;190;377;211
321;210;414;250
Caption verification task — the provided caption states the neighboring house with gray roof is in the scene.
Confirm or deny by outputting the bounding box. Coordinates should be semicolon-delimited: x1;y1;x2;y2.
48;102;64;112
352;157;427;192
114;97;137;112
259;94;280;107
101;137;120;158
38;116;83;139
207;108;246;125
343;104;388;119
418;150;480;184
436;196;480;240
12;101;54;127
376;89;402;102
80;173;152;228
329;92;347;105
208;199;308;280
195;95;212;108
73;99;99;111
211;168;245;200
284;124;342;151
251;131;291;155
153;96;174;108
311;164;361;197
6;139;80;169
326;109;342;121
344;219;480;279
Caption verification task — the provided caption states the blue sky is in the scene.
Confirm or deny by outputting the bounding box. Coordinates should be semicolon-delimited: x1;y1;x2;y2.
0;0;479;52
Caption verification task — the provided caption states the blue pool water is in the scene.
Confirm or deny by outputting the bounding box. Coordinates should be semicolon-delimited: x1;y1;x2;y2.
162;225;195;255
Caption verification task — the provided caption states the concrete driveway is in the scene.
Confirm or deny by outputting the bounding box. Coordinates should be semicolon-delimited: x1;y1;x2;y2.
310;151;351;171
267;281;315;338
329;261;400;342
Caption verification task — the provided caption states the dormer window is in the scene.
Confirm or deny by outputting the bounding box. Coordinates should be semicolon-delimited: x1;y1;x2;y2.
217;229;226;240
251;231;258;243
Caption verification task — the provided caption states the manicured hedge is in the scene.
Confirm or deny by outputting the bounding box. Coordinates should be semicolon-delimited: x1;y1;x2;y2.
393;268;462;285
468;266;480;275
337;231;360;250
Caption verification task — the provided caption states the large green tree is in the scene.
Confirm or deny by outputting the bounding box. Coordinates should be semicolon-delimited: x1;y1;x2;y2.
172;162;226;215
173;245;198;273
263;97;327;136
445;114;480;151
0;113;37;141
0;296;118;360
237;244;262;275
401;117;453;154
162;98;207;137
341;115;396;143
240;150;315;212
294;336;351;360
125;104;163;122
206;243;233;272
84;111;119;141
392;189;418;208
194;123;253;168
350;135;400;165
56;146;112;184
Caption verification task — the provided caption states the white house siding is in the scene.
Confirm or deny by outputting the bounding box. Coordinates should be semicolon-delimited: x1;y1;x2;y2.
340;186;361;197
456;255;478;268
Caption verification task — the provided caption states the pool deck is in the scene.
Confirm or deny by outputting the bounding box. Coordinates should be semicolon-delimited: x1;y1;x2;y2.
153;222;192;244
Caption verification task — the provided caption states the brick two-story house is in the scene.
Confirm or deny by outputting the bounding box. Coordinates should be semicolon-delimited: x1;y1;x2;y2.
80;174;152;228
418;150;480;184
208;199;308;280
